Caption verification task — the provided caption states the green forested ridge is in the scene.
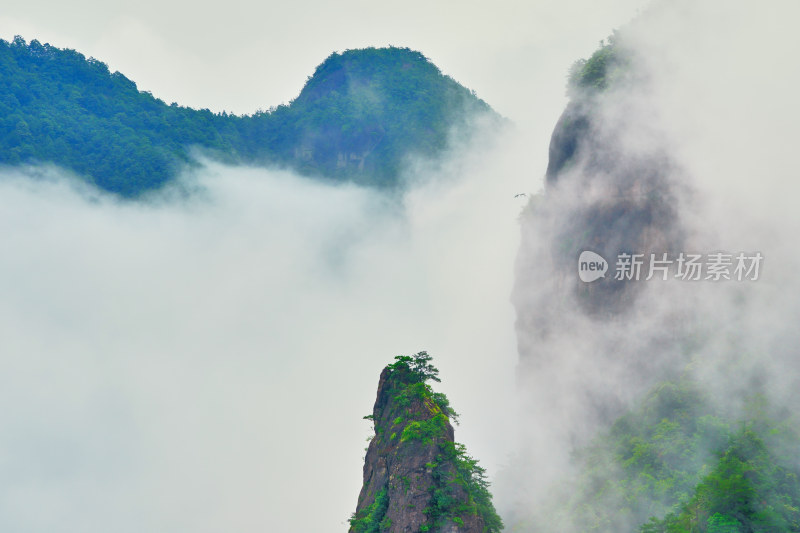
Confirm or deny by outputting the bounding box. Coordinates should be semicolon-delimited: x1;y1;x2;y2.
0;36;494;196
546;376;800;532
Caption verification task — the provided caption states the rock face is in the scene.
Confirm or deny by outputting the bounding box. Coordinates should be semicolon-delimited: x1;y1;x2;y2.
509;35;696;488
513;37;689;361
349;353;501;533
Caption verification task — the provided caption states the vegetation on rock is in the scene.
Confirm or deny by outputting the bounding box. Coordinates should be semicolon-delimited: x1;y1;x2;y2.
350;351;502;532
566;32;629;95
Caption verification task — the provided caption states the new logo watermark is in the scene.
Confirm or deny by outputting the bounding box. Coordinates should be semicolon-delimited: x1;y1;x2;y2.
578;251;763;282
578;250;609;282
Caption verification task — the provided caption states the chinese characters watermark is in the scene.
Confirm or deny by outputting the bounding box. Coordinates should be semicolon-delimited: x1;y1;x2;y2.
578;251;763;283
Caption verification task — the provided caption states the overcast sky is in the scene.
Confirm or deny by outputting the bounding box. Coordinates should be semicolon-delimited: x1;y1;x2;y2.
2;0;647;122
0;1;660;531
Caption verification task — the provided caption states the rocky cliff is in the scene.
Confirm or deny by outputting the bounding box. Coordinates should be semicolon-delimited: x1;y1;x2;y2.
503;35;695;528
515;35;685;325
349;352;502;533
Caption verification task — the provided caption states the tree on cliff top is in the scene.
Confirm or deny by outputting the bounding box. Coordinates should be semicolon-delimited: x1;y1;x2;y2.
350;351;503;532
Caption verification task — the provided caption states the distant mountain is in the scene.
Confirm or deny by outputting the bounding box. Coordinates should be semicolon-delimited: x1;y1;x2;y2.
0;37;496;196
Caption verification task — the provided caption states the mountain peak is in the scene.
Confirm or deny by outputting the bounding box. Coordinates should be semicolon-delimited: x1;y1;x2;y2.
350;352;502;533
0;39;496;196
296;47;438;104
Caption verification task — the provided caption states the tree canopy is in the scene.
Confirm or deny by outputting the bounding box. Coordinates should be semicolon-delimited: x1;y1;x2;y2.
0;37;495;197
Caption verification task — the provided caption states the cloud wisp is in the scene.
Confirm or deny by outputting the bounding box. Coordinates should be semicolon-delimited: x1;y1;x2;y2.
0;116;527;532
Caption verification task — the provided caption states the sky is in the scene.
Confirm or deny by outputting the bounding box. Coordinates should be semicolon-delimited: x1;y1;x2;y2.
6;0;790;531
2;0;648;123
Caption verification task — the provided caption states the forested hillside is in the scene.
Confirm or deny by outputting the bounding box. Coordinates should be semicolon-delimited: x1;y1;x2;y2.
552;377;800;532
0;37;494;196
